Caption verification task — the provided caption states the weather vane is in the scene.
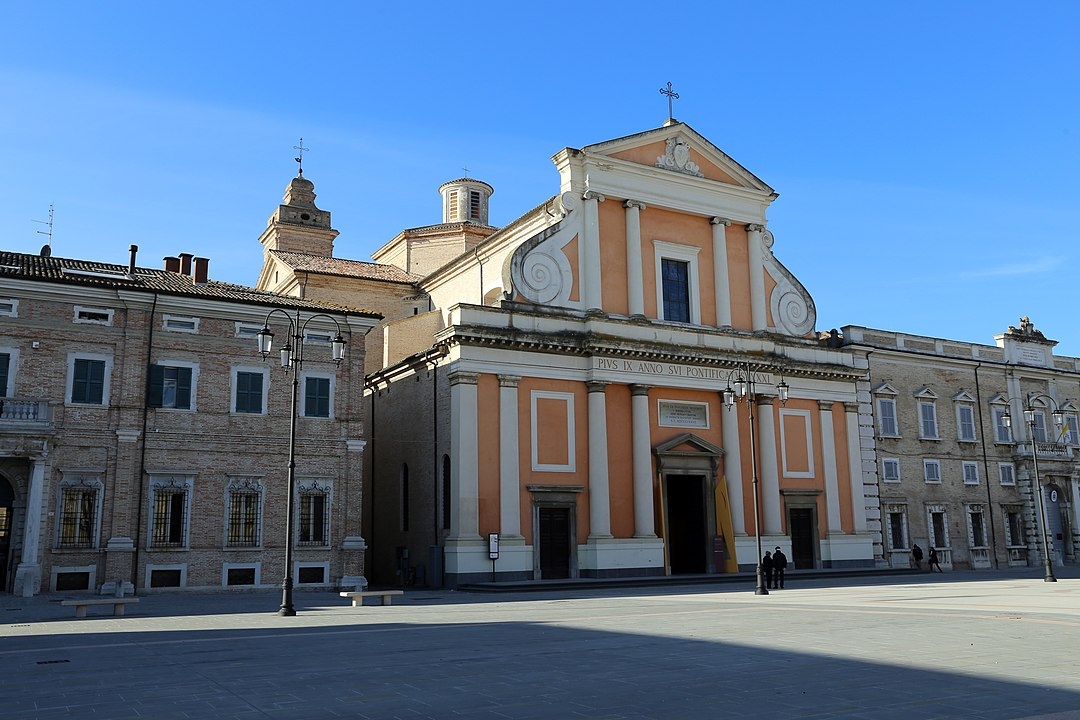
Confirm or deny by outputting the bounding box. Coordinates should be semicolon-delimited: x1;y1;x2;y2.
294;138;309;176
659;81;680;122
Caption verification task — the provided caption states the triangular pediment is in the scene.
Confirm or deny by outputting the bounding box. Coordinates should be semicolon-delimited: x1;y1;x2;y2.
580;122;774;193
914;386;938;400
952;389;976;403
872;382;898;396
653;432;724;457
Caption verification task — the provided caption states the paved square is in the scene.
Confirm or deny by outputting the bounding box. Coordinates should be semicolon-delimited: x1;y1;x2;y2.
2;571;1080;719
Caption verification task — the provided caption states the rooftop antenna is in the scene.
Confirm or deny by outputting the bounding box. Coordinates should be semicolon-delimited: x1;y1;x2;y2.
293;138;309;176
33;204;54;256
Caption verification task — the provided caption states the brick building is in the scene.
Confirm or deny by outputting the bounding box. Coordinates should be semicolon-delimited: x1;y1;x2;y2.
0;247;378;596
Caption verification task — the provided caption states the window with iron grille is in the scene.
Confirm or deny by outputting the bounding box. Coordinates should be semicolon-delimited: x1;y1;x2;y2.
226;479;262;547
1004;506;1025;547
298;481;331;546
149;476;192;548
968;506;987;547
57;477;103;549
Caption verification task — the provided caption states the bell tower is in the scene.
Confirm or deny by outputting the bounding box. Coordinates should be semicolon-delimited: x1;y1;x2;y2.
257;173;339;258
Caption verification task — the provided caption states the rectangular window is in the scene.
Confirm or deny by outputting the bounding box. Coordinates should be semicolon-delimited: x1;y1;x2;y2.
448;190;458;219
227;490;261;547
152;488;189;547
0;298;17;317
888;511;907;550
73;306;114;325
303;377;331;418
923;459;941;483
1063;414;1079;446
1032;412;1048;443
957;405;976;441
660;258;691;323
0;352;8;398
993;407;1012;443
299;492;328;546
877;398;898;436
881;458;900;483
962;461;980;485
234;371;264;414
930;510;948;548
163;315;199;333
72;358;106;404
469;190;481;220
58;486;98;548
149;365;193;409
998;463;1015;486
919;402;938;439
969;509;987;547
1005;508;1024;547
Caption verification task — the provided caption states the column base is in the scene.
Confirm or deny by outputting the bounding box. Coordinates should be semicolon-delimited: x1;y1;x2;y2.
14;562;41;598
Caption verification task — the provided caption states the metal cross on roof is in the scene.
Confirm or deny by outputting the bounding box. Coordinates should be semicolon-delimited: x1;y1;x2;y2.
659;82;680;121
294;138;309;176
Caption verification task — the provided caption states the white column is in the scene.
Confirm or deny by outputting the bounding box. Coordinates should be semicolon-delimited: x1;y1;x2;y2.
630;384;655;537
711;217;732;328
14;457;46;597
819;400;842;533
498;375;522;538
721;397;746;535
449;371;481;540
845;402;868;531
746;224;767;331
587;381;612;538
756;396;782;535
582;192;605;313
624;200;646;318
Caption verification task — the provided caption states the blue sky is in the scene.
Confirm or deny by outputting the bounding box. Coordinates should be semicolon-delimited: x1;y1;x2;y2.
3;3;1079;356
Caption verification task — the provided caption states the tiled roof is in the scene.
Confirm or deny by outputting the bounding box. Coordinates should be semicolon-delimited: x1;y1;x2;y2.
0;250;381;318
271;251;422;284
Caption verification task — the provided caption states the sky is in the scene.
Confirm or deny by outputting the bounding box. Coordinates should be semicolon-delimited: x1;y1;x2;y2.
3;3;1079;356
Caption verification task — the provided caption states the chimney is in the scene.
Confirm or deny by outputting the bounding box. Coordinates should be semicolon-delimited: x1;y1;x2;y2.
179;252;194;276
193;257;209;285
164;256;181;273
128;244;138;274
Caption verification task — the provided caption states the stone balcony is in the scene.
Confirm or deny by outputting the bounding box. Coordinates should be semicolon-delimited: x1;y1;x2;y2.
0;398;53;428
1015;441;1074;460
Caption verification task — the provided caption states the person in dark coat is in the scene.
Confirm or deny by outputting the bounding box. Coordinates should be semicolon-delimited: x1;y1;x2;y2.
772;547;788;589
761;551;774;589
911;544;923;570
928;546;943;572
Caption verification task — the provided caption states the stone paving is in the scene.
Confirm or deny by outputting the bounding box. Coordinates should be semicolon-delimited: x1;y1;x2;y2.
2;569;1080;719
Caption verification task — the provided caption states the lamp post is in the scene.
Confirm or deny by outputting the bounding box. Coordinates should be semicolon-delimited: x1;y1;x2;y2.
257;308;346;615
1001;393;1064;583
722;362;789;596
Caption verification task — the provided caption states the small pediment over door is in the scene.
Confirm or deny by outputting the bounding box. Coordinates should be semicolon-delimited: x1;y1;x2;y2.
653;433;724;476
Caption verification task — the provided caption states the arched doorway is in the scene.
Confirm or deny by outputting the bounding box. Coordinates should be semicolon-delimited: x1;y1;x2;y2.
0;474;13;592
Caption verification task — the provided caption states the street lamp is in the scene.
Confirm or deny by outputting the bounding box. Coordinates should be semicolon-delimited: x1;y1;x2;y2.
1001;393;1064;583
257;307;346;615
722;362;789;596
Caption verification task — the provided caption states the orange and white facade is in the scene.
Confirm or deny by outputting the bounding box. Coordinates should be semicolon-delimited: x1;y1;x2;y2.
364;122;882;585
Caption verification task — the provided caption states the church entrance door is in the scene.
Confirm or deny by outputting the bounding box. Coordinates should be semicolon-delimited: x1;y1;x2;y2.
0;475;13;592
666;474;707;574
789;507;816;569
538;507;571;579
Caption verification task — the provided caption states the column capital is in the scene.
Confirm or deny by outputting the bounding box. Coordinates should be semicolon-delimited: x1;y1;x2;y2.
710;217;731;227
447;370;480;387
756;395;775;407
586;381;609;394
624;199;647;211
844;402;860;414
629;384;651;397
817;400;835;412
746;223;764;233
498;375;521;388
583;191;606;203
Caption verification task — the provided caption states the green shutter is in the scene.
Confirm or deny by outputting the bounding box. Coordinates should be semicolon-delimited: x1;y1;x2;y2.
148;365;165;407
176;367;192;409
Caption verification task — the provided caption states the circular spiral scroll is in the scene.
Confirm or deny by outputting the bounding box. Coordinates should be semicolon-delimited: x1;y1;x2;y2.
519;250;565;304
773;287;815;336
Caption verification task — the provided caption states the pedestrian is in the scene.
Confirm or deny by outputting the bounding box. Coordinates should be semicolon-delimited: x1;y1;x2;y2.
911;544;923;570
761;550;774;589
928;546;943;572
773;546;788;589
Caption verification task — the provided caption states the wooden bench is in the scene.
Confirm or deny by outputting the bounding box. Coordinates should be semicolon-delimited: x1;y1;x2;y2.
339;590;403;607
60;597;140;618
